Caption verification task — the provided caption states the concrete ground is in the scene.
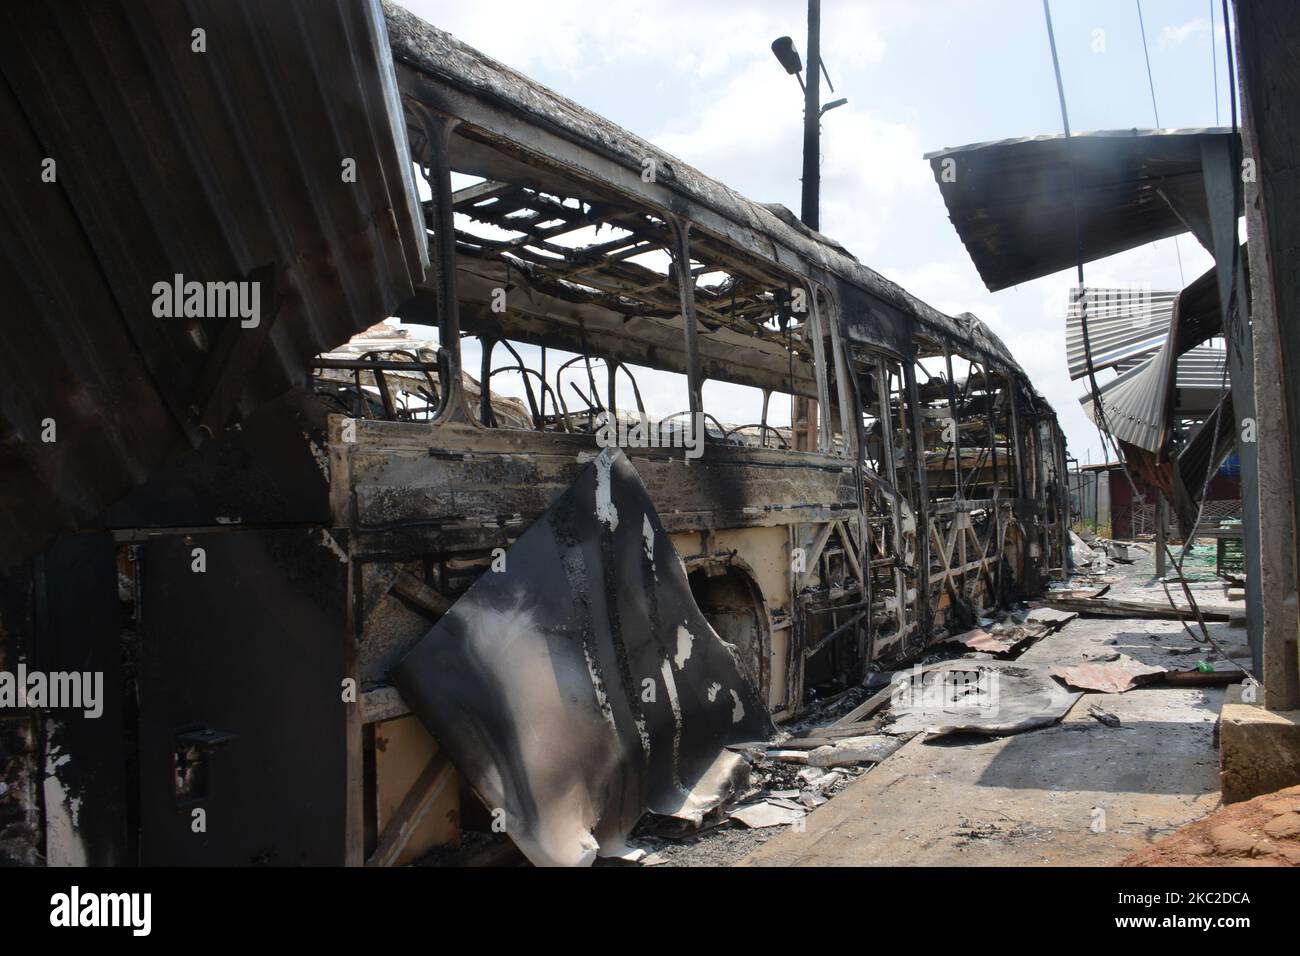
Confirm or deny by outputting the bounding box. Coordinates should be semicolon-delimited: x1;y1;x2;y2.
740;574;1251;866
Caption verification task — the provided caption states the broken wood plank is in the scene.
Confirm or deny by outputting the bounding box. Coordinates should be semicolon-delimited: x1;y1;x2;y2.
1043;595;1230;622
393;571;453;619
770;736;835;750
830;682;897;728
807;734;904;767
821;723;881;738
366;751;455;867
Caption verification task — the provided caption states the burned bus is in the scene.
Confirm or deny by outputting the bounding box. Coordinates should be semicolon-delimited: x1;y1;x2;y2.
0;2;1068;867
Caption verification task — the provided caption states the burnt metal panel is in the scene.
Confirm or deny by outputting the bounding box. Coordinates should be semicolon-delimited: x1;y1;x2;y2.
0;0;426;569
835;277;914;360
135;529;348;865
926;128;1236;292
31;533;126;866
342;421;859;550
394;449;774;866
104;389;333;530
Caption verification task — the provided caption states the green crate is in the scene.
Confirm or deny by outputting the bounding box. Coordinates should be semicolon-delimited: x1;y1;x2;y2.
1216;537;1244;576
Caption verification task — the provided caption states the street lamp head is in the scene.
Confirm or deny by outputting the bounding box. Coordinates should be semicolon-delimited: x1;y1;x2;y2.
820;97;848;116
771;36;803;75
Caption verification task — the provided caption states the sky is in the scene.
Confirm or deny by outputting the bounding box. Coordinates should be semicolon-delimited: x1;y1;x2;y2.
393;0;1235;461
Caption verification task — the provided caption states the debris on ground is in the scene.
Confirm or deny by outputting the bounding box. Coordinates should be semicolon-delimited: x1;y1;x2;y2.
1120;784;1300;867
1050;653;1168;693
882;659;1082;739
1026;606;1078;629
1069;531;1110;574
940;603;1075;658
1162;668;1247;687
806;735;904;767
1087;703;1122;727
944;627;1013;654
586;533;1251;867
1104;541;1137;563
728;802;805;829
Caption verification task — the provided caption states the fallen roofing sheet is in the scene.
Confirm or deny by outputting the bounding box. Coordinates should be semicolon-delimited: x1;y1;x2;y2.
1068;251;1239;457
944;620;1049;655
0;0;427;567
393;449;774;867
945;627;1015;654
884;660;1082;739
925;128;1235;291
1050;655;1168;694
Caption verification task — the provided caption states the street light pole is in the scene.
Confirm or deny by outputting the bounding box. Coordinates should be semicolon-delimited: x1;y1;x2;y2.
801;0;821;230
772;0;843;451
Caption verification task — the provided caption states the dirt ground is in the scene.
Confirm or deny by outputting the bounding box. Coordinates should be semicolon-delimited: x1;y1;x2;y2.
1121;784;1300;866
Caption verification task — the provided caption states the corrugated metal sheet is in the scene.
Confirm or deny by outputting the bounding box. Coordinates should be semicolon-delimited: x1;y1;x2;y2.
925;128;1236;292
1169;345;1229;389
1175;251;1239;351
1080;344;1227;452
1079;344;1176;453
1066;251;1236;380
1067;246;1237;455
1066;287;1177;379
0;0;427;567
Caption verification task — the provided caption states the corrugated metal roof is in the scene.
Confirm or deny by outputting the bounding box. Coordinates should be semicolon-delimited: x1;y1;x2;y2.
926;128;1236;292
1066;242;1239;454
0;0;427;567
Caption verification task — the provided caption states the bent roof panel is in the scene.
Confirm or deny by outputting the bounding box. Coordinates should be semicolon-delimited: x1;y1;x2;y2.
926;127;1236;292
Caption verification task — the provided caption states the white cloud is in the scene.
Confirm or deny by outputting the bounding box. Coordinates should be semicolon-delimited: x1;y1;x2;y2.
653;58;928;257
394;0;887;82
1160;18;1209;49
